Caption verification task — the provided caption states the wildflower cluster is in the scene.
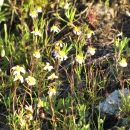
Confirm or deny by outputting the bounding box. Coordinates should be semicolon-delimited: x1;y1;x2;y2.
12;65;26;83
25;105;33;120
29;6;42;19
2;0;130;129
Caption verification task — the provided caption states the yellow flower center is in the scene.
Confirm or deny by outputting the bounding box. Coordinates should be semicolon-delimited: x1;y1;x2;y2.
28;77;35;83
120;58;127;64
36;6;42;10
88;46;95;51
52;25;58;30
50;88;56;93
59;51;66;57
38;99;43;107
74;26;80;32
34;51;40;56
17;75;22;80
16;66;22;72
51;74;56;79
87;29;92;34
27;113;33;118
30;10;37;15
58;40;62;44
55;46;60;51
76;55;83;61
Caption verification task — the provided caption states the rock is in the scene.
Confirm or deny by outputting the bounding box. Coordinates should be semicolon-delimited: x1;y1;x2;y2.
96;88;129;115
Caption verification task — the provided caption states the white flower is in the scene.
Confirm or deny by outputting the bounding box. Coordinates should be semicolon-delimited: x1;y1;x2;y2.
25;76;36;86
119;58;127;67
86;29;94;38
87;46;96;55
50;25;60;33
73;26;82;35
35;6;42;13
53;46;60;57
37;98;44;108
13;74;24;83
75;55;84;64
64;2;70;9
25;105;33;113
55;50;68;61
29;10;38;18
25;105;33;120
33;50;41;58
48;87;56;97
47;73;58;80
44;62;53;71
31;30;42;37
55;40;64;47
26;113;33;120
12;65;26;75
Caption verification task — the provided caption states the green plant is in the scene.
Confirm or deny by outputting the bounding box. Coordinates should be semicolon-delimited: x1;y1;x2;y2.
0;0;129;130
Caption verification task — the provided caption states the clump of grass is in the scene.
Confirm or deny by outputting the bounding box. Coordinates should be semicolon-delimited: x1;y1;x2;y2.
0;0;130;129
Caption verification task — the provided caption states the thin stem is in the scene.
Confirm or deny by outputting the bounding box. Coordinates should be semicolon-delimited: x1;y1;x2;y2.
49;96;57;130
13;82;17;113
120;67;124;95
88;54;92;89
56;58;59;76
70;63;75;124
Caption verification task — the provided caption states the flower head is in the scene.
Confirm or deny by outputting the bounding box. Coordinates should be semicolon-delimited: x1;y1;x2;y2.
73;26;82;35
31;29;42;37
26;113;33;120
50;25;60;33
37;98;44;108
87;46;96;55
86;29;94;38
119;58;127;67
55;40;64;47
48;87;56;97
55;50;68;61
25;105;33;120
44;62;53;71
25;76;36;86
48;73;58;80
13;74;24;83
12;65;26;75
33;50;41;59
53;46;60;57
29;10;38;18
35;6;42;13
75;54;84;64
25;105;33;113
64;2;70;9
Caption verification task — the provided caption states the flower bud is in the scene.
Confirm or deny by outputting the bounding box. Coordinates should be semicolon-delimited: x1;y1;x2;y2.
1;46;5;57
